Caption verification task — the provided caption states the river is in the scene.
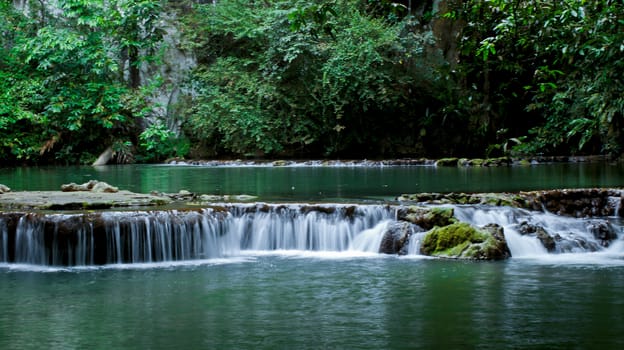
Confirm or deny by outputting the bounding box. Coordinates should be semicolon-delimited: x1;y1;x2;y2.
1;163;623;349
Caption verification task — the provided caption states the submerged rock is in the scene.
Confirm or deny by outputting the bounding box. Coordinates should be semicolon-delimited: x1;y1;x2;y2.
420;222;511;260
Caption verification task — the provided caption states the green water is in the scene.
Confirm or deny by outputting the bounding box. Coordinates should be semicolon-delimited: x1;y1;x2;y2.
1;163;623;202
1;256;623;349
1;163;624;349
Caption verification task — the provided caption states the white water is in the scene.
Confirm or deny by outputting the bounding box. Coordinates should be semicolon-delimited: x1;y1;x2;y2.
453;205;624;260
0;205;395;266
1;204;623;267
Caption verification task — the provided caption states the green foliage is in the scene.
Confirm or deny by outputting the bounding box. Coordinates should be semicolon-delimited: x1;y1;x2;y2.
139;120;189;162
182;0;445;157
450;0;624;156
0;0;164;164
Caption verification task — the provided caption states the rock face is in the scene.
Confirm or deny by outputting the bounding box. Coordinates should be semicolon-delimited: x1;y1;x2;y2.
420;222;511;260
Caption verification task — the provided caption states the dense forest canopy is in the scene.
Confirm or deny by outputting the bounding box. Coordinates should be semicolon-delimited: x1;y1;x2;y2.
0;0;622;164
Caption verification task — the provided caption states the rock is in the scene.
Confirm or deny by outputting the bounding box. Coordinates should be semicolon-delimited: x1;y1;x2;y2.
199;194;223;202
0;184;10;193
517;222;556;252
61;180;97;192
272;160;290;166
420;222;511;260
522;189;624;217
435;158;459;166
378;222;422;255
232;194;259;201
588;221;618;247
397;206;457;230
483;157;511;167
397;192;528;207
91;181;119;193
61;180;118;193
0;190;171;210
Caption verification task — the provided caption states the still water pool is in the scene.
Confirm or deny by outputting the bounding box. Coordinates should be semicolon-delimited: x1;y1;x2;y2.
1;255;624;349
1;162;623;202
1;163;624;349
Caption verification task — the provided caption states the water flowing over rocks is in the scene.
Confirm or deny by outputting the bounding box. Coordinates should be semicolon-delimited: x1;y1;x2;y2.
517;222;556;252
378;222;423;255
2;181;624;265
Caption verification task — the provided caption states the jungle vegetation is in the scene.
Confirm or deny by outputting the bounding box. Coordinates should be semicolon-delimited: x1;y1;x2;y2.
0;0;622;164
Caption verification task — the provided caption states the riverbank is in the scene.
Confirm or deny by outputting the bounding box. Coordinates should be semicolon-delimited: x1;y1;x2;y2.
164;155;614;167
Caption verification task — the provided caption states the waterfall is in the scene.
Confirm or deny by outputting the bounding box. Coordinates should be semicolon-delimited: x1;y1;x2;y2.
452;206;623;257
0;205;394;266
2;203;622;267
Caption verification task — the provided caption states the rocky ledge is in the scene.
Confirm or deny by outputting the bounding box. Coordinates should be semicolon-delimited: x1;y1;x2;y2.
0;180;261;210
0;189;171;210
166;155;613;167
398;188;624;218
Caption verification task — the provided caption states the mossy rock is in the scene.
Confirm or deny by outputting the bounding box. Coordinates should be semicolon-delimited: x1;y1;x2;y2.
420;222;511;260
435;158;459;166
468;158;485;166
397;206;457;230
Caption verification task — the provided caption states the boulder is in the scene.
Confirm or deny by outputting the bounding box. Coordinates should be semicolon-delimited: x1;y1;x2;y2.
517;222;556;252
91;181;119;193
435;158;459;166
378;222;423;255
588;221;618;247
397;206;457;230
0;184;10;193
61;180;118;193
420;222;511;260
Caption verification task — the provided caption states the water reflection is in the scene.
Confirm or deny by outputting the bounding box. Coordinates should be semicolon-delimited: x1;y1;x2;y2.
1;163;624;202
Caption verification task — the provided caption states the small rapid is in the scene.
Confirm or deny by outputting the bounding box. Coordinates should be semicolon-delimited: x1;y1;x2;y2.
1;202;623;267
453;205;624;259
0;204;395;266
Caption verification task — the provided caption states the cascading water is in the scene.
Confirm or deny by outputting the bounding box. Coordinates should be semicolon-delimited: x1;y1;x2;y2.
452;205;623;257
1;202;623;267
0;204;395;266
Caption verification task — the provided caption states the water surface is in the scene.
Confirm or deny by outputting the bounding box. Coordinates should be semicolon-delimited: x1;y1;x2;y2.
1;163;622;202
1;255;623;349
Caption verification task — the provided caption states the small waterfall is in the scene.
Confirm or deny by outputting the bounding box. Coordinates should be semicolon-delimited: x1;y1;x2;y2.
453;206;622;257
0;205;394;266
348;220;393;253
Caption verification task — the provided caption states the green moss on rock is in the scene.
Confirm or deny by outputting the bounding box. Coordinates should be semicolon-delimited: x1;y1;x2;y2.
420;222;511;260
398;206;457;230
435;158;459;166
